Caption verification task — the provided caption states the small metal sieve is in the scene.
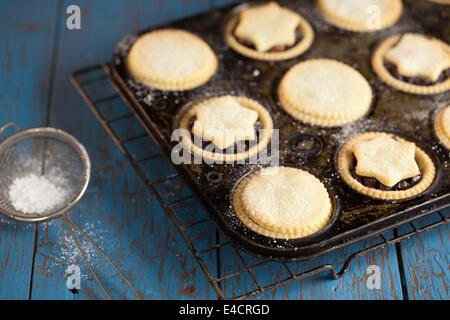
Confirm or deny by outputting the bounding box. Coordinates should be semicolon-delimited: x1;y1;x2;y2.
0;122;141;300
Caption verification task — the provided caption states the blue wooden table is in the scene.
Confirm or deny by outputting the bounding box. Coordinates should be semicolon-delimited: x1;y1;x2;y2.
0;0;448;300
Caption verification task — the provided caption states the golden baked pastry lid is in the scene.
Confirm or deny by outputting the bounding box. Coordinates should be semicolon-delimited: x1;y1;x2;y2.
192;96;259;149
126;29;218;91
278;59;372;126
178;96;274;163
318;0;403;32
352;135;420;187
234;1;301;52
338;132;436;200
224;2;314;61
372;34;450;95
384;34;450;82
233;166;333;239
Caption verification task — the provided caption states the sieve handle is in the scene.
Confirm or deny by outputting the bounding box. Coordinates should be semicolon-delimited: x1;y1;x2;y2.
0;122;21;141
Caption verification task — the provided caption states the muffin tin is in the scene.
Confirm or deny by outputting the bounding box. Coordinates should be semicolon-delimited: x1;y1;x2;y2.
107;0;450;261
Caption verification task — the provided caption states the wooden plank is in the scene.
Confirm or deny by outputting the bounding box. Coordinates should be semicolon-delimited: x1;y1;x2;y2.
282;236;403;300
218;231;404;300
398;210;449;300
0;0;59;300
29;0;217;300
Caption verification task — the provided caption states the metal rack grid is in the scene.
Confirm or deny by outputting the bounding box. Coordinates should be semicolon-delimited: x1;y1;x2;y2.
71;63;450;300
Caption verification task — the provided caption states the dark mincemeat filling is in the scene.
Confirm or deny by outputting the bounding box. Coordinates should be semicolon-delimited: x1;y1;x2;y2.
350;158;422;191
188;116;263;153
235;28;302;53
383;60;450;86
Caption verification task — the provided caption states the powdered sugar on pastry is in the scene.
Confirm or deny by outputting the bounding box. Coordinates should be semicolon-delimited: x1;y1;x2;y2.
338;132;436;200
235;1;300;52
278;59;372;126
385;34;450;82
224;2;314;61
126;29;218;91
178;96;274;162
372;33;450;95
192;96;259;149
318;0;403;31
352;135;420;187
234;166;332;237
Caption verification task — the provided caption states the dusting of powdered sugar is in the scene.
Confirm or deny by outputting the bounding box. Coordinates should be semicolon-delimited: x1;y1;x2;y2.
113;33;138;64
330;119;381;146
57;221;107;266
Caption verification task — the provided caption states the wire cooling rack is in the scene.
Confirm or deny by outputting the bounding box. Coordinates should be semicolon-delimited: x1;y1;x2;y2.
71;63;450;300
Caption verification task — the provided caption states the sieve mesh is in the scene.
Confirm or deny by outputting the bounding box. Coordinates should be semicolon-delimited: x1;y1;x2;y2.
0;127;90;222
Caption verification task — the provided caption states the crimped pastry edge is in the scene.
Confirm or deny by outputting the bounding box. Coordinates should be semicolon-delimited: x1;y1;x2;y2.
317;0;403;32
224;9;314;61
278;59;373;126
178;96;274;162
434;106;450;150
126;29;218;92
337;132;436;200
233;167;333;239
372;34;450;95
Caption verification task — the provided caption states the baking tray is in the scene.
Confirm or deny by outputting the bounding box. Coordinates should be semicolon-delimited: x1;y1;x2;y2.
105;0;450;261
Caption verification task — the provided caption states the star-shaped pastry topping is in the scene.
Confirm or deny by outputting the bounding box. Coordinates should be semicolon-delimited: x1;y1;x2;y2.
384;34;450;82
352;135;420;187
192;96;259;149
234;2;301;52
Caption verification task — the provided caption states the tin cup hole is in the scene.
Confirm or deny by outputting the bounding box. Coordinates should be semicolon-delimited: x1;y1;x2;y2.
150;100;166;110
207;171;223;183
288;134;323;157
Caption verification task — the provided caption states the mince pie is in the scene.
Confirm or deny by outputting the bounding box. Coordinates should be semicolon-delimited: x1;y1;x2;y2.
318;0;403;32
233;166;333;239
338;132;436;200
178;95;273;162
126;29;218;91
224;1;314;61
372;33;450;94
278;59;372;126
